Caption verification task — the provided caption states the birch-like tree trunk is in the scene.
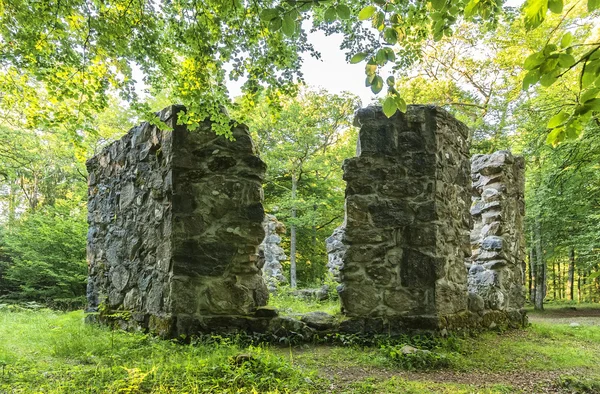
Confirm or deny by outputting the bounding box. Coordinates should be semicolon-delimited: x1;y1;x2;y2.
289;173;297;289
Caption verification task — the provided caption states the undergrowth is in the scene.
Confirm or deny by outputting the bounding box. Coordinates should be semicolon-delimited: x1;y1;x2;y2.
2;307;600;393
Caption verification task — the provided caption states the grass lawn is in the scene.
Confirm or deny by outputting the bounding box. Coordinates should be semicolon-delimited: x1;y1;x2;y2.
1;303;599;393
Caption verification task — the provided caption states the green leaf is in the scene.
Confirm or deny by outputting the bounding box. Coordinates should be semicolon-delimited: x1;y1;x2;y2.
548;0;563;13
375;49;387;66
394;95;407;112
350;52;368;64
558;54;576;68
582;60;600;88
431;0;446;11
560;32;573;49
585;98;600;111
324;7;337;23
589;0;600;11
282;13;296;36
464;0;480;18
336;5;351;20
358;5;377;20
269;17;283;31
524;52;545;70
547;111;569;128
373;11;385;30
298;2;312;12
581;88;600;103
540;73;558;87
371;75;384;94
546;126;565;146
383;28;398;44
523;69;541;90
386;76;395;86
523;0;548;30
260;9;279;22
384;48;396;62
365;62;377;76
383;96;398;117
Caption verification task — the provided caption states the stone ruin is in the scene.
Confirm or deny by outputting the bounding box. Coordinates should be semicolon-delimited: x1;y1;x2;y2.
325;223;347;283
258;214;288;292
86;105;270;336
468;151;525;313
86;104;526;339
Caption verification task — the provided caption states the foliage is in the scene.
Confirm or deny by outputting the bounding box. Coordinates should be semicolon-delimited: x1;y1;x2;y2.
0;309;322;393
268;286;341;316
241;89;359;286
1;195;87;307
380;345;452;370
558;375;600;393
2;308;600;392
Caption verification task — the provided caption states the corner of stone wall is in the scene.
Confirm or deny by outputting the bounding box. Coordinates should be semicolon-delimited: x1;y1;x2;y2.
338;104;470;320
86;105;269;337
468;150;526;313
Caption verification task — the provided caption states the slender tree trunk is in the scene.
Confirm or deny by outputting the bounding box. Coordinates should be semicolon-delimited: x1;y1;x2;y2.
552;260;557;301
582;270;587;303
578;269;582;303
557;259;562;299
311;204;317;246
568;248;575;301
290;174;298;289
534;217;546;310
529;248;536;302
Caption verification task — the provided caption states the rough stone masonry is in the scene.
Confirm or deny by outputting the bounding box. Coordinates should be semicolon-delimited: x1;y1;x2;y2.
258;214;288;292
337;105;526;333
85;105;269;336
339;105;471;320
468;151;526;313
87;104;526;339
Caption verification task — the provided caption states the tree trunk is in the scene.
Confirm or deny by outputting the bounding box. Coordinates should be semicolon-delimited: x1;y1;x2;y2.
290;174;298;289
568;248;575;301
529;248;536;302
552;260;557;300
578;269;582;303
557;259;562;299
534;217;546;310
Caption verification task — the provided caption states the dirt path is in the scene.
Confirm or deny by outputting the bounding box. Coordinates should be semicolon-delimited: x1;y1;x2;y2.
528;307;600;326
323;366;591;393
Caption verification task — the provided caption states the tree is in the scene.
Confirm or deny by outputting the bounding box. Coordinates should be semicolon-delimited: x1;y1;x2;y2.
2;195;87;307
1;0;597;146
241;89;359;287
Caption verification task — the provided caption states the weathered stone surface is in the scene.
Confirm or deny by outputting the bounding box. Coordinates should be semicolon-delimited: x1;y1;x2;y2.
291;285;330;301
258;214;287;292
326;224;347;282
340;105;470;318
300;311;337;331
468;151;526;312
86;105;268;335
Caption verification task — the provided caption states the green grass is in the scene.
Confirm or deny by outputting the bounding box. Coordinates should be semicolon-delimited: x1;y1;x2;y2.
0;309;321;393
267;288;341;316
1;307;600;393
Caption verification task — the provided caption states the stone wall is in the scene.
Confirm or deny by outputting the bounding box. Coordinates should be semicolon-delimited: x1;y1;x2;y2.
325;223;347;282
259;214;288;292
339;105;471;319
86;105;269;336
468;151;526;312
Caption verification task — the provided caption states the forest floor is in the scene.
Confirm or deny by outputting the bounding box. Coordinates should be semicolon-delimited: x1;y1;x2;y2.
0;303;599;393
